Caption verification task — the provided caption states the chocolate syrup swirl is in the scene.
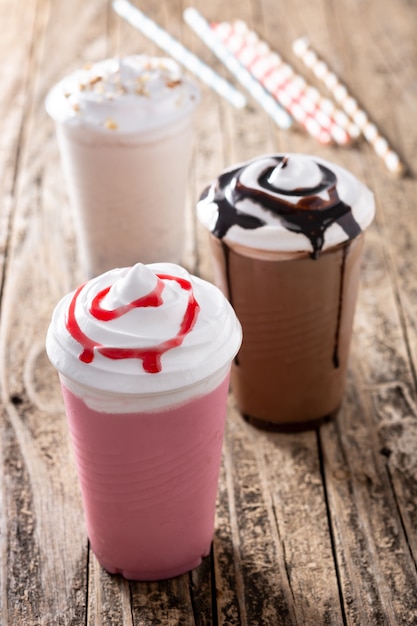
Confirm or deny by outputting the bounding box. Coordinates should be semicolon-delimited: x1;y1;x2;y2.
203;155;361;258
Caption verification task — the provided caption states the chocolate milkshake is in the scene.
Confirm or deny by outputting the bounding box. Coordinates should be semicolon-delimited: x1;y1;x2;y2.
197;154;375;430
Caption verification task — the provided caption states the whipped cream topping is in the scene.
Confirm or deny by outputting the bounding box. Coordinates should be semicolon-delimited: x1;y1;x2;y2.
46;263;242;401
45;56;200;135
197;154;375;256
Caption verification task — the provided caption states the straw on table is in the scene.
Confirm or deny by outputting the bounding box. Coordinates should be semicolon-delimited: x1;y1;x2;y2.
293;36;405;175
212;20;359;146
183;8;292;130
112;0;247;109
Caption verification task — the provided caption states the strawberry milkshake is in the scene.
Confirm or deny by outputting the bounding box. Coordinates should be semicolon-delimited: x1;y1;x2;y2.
46;263;241;580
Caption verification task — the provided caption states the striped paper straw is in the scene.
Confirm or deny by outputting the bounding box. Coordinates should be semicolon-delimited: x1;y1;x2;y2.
212;20;359;146
183;8;292;130
112;0;246;109
293;37;405;175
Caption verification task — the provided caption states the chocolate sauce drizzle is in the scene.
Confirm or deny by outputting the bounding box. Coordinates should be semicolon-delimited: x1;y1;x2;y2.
220;240;240;366
332;245;348;368
205;155;361;259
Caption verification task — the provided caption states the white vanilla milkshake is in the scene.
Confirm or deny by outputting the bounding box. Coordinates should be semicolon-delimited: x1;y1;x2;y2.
46;56;200;277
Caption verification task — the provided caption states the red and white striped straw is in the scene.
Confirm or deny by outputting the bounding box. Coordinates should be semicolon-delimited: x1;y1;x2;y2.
184;8;292;129
292;37;405;176
211;20;359;146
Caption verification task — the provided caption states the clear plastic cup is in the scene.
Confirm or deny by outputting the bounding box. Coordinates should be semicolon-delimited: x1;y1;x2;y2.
197;153;375;430
46;263;242;579
46;56;200;277
207;232;365;429
59;365;231;580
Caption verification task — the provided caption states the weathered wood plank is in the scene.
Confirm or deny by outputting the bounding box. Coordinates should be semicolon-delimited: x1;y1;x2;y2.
0;0;38;287
321;385;417;625
0;0;109;624
212;446;245;625
220;406;298;626
130;576;196;626
86;555;133;626
256;427;344;625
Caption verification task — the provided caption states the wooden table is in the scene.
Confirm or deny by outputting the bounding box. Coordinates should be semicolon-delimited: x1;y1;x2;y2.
1;0;416;624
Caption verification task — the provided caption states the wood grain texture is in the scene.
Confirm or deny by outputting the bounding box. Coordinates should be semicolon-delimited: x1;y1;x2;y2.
0;0;416;624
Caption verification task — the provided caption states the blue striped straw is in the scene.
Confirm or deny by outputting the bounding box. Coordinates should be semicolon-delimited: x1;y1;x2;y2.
183;8;293;130
112;0;247;109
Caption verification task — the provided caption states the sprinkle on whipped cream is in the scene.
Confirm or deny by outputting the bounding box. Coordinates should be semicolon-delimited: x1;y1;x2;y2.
105;118;118;130
45;56;200;134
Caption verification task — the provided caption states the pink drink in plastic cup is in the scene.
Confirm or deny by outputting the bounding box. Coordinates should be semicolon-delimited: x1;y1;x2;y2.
46;263;242;580
60;373;230;580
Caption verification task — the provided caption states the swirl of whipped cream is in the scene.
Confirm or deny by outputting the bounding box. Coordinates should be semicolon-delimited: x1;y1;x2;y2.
197;153;375;256
46;263;242;405
45;56;200;137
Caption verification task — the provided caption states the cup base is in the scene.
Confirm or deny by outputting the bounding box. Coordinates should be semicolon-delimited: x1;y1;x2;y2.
98;549;210;581
242;408;339;432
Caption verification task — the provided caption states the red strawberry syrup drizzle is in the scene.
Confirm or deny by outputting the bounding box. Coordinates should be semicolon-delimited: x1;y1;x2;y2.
65;274;200;374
